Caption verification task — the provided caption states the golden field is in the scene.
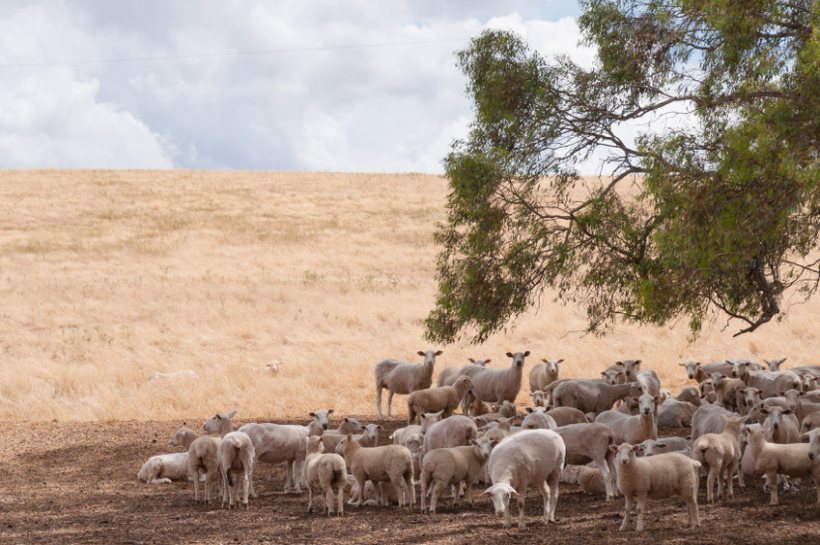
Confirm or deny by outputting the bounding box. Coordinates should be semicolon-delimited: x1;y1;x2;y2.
1;169;817;421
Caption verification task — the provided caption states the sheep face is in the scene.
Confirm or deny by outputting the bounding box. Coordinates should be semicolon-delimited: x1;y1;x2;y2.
678;361;701;380
203;410;237;434
468;358;490;366
611;443;642;466
362;424;383;443
482;483;518;516
615;360;642;381
761;406;792;433
601;369;625;385
741;388;762;409
531;390;546;407
731;361;750;379
638;394;655;416
765;358;787;371
309;408;334;431
542;358;563;375
473;436;497;460
807;429;820;460
505;351;530;369
342;417;364;433
417;350;443;368
419;411;443;433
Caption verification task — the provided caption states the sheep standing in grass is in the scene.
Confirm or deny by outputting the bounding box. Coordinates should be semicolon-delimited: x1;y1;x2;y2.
692;415;744;503
462;351;529;409
304;436;347;516
375;350;442;418
338;434;415;507
419;437;495;513
529;358;563;393
482;429;566;529
611;443;701;532
407;376;473;424
219;431;255;509
746;424;820;504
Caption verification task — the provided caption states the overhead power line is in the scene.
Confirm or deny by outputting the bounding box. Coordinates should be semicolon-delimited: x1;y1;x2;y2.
0;38;466;69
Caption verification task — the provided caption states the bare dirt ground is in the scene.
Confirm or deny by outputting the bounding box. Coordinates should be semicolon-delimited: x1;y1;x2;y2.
3;418;819;545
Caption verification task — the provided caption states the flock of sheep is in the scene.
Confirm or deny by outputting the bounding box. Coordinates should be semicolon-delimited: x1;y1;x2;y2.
138;350;820;532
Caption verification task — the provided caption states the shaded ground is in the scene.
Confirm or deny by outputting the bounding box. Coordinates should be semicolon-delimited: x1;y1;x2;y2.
2;418;819;545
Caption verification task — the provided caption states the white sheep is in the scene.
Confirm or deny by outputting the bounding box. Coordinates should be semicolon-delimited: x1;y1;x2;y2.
545;406;589;426
203;410;237;437
731;360;802;397
188;435;222;504
640;437;691;456
552;380;643;416
531;390;546;407
610;443;701;532
690;403;734;445
521;407;558;430
678;360;733;383
422;415;478;453
656;398;697;428
419;437;495;513
323;423;382;453
462;351;529;407
265;358;284;372
746;424;820;504
615;360;660;398
595;394;658;445
406;376;473;424
761;405;800;444
436;358;489;387
147;369;198;382
170;426;199;449
528;358;563;393
692;415;744;503
555;423;618;500
137;426;200;484
304;436;347;516
481;429;566;529
338;434;415;507
218;431;256;509
375;350;442;418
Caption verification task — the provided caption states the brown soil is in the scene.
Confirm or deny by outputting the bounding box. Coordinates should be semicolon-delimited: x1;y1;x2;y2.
3;418;819;545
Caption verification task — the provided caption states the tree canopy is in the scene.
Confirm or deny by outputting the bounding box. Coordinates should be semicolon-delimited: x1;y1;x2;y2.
426;0;819;344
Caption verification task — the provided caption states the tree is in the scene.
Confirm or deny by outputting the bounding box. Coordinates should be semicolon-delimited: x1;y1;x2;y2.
426;0;819;344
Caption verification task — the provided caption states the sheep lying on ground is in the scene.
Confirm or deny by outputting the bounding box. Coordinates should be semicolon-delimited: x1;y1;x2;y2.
188;436;222;504
407;376;473;424
546;407;588;426
692;415;744;503
656;398;697;428
555;423;617;501
562;464;607;496
219;431;255;509
304;436;347;516
611;443;701;532
640;437;691;456
675;386;702;406
482;429;566;529
746;424;820;505
170;427;199;449
338;434;415;507
148;369;198;382
521;407;558;430
137;426;200;484
375;350;442;419
420;437;495;513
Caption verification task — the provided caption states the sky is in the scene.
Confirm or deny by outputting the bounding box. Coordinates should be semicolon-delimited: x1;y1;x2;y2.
0;1;600;172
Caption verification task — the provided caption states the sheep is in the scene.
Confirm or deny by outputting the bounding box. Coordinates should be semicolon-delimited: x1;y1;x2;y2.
528;358;563;393
304;436;347;516
147;369;198;382
657;398;697;428
238;423;307;495
462;351;529;408
170;426;199;449
611;443;701;532
595;394;658;445
552;380;644;416
692;415;744;503
690;403;734;445
423;415;478;453
793;397;820;424
469;397;491;416
138;426;202;484
322;423;382;454
761;405;800;444
346;476;400;506
337;417;364;435
338;434;415;507
407;376;473;424
187;436;222;504
471;401;517;424
521;407;557;430
375;350;442;418
419;437;495;513
218;431;255;509
615;360;660;398
746;424;820;504
555;423;618;500
804;374;819;391
789;364;820;379
801;412;820;434
678;360;733;383
675;386;702;406
481;429;565;529
265;359;284;372
699;379;717;404
437;358;489;387
203;410;237;437
419;410;444;433
545;407;588;426
531;390;546;407
709;373;746;412
600;365;626;385
731;360;802;397
640;437;691;456
739;387;763;415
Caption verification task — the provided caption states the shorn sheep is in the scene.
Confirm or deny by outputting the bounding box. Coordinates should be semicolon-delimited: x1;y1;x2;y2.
219;431;256;509
692;415;744;503
304;436;347;516
746;424;820;505
437;358;489;387
611;443;701;532
528;358;563;393
482;429;566;529
419;437;495;513
188;436;222;504
338;434;415;507
375;350;442;418
462;351;530;408
138;426;198;484
406;376;473;424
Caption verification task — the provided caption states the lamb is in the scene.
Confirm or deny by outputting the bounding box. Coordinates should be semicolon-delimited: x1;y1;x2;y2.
521;407;558;430
338;434;415;507
346;476;400;506
595;394;658;445
419;437;495;513
656;398;697;428
528;358;563;393
481;429;565;529
710;373;746;412
337;417;364;435
322;423;382;453
304;436;347;516
265;359;284;372
690;403;734;445
423;415;478;453
552;380;643;416
462;351;529;408
138;426;202;484
615;360;660;398
375;349;442;418
170;426;199;449
692;415;744;503
469;397;491;416
187;435;222;504
218;431;255;509
437;358;489;387
406;376;472;424
611;443;701;532
203;410;237;437
470;401;517;424
731;360;802;397
640;437;692;456
555;423;618;500
562;464;608;496
147;369;198;382
678;360;733;383
419;410;444;433
746;424;820;504
545;407;588;426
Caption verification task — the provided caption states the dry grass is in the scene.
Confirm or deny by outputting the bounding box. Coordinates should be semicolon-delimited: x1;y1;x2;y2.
1;169;817;421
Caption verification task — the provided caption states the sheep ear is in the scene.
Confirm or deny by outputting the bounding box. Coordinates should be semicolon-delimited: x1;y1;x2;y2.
227;410;237;419
800;432;810;441
656;442;667;448
634;360;642;366
542;358;549;363
678;363;686;367
377;425;384;430
523;351;530;357
481;487;494;496
615;361;624;367
505;352;514;358
468;358;475;363
344;417;350;422
484;359;491;364
309;412;316;417
631;444;643;454
600;372;607;378
434;350;443;356
556;359;564;364
608;444;618;454
509;488;520;497
417;351;425;357
526;407;534;414
328;408;334;414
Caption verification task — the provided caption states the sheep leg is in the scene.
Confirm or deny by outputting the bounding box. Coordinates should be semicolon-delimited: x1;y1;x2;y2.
635;496;647;532
406;473;416;506
241;472;249;508
618;495;634;531
705;464;718;503
430;481;440;513
284;461;293;492
517;489;527;530
685;492;700;530
354;477;366;507
193;473;200;503
337;485;345;516
324;485;335;516
596;458;615;501
540;480;551;525
386;391;395;418
390;475;407;507
376;385;384;419
420;473;428;512
547;468;560;522
725;459;736;499
767;471;780;505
